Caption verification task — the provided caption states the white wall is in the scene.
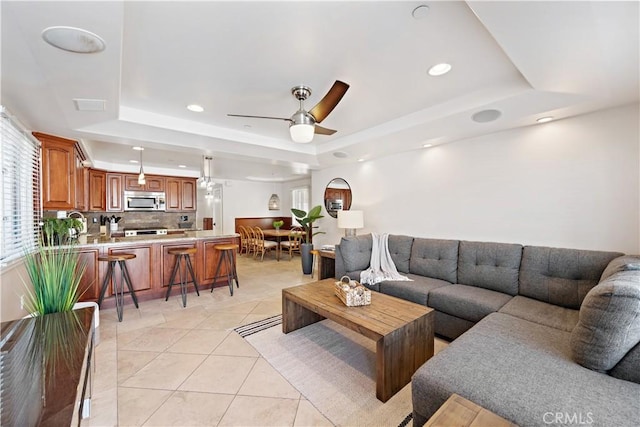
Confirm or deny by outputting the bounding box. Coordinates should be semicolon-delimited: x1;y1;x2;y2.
313;104;640;254
219;177;310;234
1;261;30;321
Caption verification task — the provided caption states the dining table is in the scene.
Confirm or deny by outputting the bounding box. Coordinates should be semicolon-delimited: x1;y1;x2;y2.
262;228;298;261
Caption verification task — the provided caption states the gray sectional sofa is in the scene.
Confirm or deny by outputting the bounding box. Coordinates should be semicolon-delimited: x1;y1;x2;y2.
334;234;640;427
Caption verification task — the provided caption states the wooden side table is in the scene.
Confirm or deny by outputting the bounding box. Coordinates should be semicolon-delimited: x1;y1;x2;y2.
316;249;336;279
425;394;517;427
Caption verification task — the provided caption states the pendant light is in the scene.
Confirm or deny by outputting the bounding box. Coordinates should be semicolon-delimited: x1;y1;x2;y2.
200;156;213;189
268;171;280;210
136;147;145;185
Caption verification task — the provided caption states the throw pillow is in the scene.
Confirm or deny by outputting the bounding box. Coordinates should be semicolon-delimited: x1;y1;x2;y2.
570;270;640;372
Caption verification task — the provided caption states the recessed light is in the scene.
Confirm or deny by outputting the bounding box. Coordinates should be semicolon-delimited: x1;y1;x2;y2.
132;146;144;151
423;144;433;148
129;160;139;164
428;63;452;76
472;109;502;123
333;151;348;159
412;5;430;19
537;116;553;123
357;158;365;162
41;26;106;53
187;104;204;112
178;164;186;168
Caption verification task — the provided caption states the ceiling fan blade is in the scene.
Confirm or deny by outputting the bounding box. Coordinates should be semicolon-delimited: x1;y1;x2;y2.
314;125;337;135
228;114;291;122
308;80;349;123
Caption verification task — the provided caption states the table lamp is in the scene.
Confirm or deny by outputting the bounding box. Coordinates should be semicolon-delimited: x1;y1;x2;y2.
338;210;364;237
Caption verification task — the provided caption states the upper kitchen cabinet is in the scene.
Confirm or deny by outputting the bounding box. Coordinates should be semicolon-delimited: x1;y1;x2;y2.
35;132;86;210
166;177;197;212
123;174;165;192
88;169;106;211
106;173;123;212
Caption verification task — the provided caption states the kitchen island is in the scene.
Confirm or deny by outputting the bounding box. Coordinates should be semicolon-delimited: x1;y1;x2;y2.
73;231;239;308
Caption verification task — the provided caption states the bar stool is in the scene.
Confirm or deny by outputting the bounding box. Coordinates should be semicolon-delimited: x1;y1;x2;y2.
211;244;239;296
166;247;200;307
97;253;139;322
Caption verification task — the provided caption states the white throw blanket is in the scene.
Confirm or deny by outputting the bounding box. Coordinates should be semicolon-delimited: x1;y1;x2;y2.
360;233;412;286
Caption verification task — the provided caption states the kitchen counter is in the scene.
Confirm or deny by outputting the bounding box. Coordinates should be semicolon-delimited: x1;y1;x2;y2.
68;232;240;307
76;230;238;247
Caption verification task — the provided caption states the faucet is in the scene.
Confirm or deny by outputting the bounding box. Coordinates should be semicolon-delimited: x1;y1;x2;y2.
67;211;88;234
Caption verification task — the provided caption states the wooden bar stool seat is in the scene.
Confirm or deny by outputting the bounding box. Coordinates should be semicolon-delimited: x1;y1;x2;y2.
97;253;139;322
166;247;200;307
211;244;239;296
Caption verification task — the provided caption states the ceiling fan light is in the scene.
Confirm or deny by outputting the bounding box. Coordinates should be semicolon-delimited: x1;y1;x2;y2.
290;123;314;143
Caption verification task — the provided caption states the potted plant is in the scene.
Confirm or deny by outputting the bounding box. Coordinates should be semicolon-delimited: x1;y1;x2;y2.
22;239;87;316
291;205;325;274
41;218;83;246
273;220;284;230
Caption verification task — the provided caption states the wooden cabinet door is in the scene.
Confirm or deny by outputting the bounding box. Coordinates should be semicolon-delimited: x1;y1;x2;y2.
38;134;76;210
75;152;87;211
201;240;226;285
77;247;101;301
160;243;197;287
181;179;197;211
146;176;165;192
88;169;106;211
108;246;154;293
166;178;181;211
106;173;123;212
123;174;145;191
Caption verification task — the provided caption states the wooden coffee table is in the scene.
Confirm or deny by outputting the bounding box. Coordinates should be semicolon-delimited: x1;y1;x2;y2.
282;279;434;402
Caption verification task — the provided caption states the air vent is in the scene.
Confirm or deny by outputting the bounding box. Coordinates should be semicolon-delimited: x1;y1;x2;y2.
73;98;106;112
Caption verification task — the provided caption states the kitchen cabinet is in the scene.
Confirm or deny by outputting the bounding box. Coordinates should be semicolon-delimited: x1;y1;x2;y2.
107;245;155;293
123;174;165;192
76;247;101;300
106;173;123;212
35;132;81;210
166;177;197;212
200;240;228;285
88;169;106;211
75;154;87;211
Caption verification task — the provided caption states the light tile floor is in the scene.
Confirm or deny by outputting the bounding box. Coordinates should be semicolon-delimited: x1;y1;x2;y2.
83;253;446;426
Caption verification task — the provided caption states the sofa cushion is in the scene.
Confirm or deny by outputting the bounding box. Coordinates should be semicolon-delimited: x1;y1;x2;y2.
388;235;414;274
339;234;372;272
457;241;522;295
570;270;640;372
600;255;640;281
409;238;459;283
498;295;579;332
610;341;640;384
428;284;512;323
379;274;450;306
519;246;622;309
412;313;640;427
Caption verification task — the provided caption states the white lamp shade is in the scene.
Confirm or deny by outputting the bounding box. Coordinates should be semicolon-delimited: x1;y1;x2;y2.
289;123;314;143
337;210;364;229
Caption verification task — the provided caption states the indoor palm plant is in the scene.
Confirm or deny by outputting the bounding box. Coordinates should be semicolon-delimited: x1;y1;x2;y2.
291;205;325;274
22;229;87;316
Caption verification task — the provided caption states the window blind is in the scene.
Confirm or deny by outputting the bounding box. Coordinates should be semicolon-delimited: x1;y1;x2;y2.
291;187;309;213
1;106;41;267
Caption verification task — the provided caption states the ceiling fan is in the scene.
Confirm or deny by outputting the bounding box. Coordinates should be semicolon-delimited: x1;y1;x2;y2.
228;80;349;143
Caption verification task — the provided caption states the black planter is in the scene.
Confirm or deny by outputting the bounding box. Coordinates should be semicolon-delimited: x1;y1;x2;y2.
301;243;314;275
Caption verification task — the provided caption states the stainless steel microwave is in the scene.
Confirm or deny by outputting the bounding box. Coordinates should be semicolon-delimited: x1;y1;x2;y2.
123;191;166;211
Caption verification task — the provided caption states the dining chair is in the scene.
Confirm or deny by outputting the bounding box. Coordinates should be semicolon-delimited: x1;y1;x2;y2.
253;226;278;261
279;226;303;260
238;225;250;256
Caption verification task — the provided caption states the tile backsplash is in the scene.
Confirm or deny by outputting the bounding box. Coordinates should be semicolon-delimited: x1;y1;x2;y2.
44;211;196;234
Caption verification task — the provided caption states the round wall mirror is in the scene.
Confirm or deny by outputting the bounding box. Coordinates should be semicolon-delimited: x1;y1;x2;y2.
324;178;352;218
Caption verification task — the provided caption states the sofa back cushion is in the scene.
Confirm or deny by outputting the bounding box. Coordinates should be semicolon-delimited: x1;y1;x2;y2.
340;234;373;272
409;238;459;283
570;270;640;373
457;241;522;295
519;246;623;309
388;235;414;274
